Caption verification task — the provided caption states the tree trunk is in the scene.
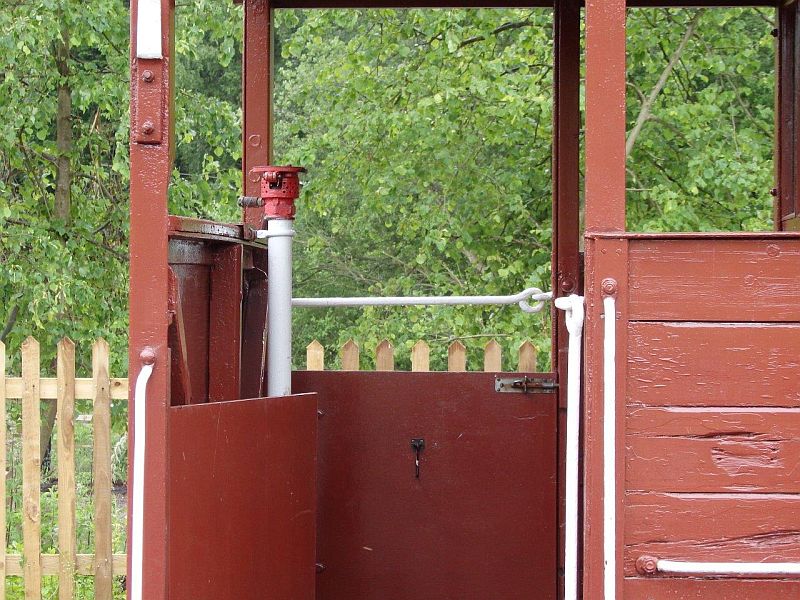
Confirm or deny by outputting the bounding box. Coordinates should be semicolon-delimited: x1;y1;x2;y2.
42;5;72;474
54;7;71;223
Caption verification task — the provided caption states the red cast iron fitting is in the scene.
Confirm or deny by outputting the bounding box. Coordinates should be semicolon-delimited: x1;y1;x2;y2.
251;165;306;220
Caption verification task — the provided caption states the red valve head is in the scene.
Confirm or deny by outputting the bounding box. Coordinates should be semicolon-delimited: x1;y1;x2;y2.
251;165;306;220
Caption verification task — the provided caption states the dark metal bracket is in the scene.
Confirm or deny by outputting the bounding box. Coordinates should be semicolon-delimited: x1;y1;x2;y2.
411;438;425;478
495;376;558;394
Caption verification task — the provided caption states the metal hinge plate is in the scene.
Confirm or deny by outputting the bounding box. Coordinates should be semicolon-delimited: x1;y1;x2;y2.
495;376;557;394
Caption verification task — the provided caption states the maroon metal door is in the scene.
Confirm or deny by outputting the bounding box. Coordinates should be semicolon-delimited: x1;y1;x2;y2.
168;393;318;600
294;371;558;600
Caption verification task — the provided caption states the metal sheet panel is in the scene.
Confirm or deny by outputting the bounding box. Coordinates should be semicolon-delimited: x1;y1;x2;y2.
168;394;317;600
293;371;558;600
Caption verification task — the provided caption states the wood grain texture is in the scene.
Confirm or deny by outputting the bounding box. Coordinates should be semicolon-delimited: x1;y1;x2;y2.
447;340;466;372
483;339;501;372
625;577;800;598
518;341;537;372
306;340;324;371
57;339;76;600
22;337;41;600
4;554;126;576
340;339;359;371
375;340;394;371
628;239;800;321
627;407;800;493
624;492;800;576
5;377;128;400
92;340;112;599
411;340;429;372
628;322;800;407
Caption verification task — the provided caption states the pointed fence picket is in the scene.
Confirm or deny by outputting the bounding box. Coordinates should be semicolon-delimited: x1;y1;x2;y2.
0;338;128;599
305;338;539;372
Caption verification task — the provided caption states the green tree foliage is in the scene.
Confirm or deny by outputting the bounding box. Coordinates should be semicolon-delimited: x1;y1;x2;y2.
0;5;776;372
274;9;555;369
626;8;775;231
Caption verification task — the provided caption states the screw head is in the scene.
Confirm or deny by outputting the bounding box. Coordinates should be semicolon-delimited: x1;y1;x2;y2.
142;69;155;83
560;276;576;294
141;120;155;135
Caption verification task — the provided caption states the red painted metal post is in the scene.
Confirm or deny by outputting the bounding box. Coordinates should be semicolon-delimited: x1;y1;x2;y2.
777;1;799;231
585;0;627;233
128;0;174;598
243;0;273;229
552;0;582;597
584;0;627;597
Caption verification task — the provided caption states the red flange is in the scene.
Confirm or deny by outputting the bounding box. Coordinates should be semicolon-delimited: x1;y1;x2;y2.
251;165;306;220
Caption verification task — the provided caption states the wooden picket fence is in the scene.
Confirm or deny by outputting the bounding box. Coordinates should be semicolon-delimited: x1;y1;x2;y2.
0;337;128;600
304;338;539;372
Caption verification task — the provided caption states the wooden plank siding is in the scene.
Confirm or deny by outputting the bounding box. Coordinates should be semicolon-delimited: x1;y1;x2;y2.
628;238;800;322
623;237;800;593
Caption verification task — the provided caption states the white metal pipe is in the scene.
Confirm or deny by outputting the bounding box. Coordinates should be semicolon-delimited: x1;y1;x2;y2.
267;219;294;397
292;288;552;313
135;0;162;59
656;560;800;576
603;294;617;600
131;360;154;600
554;294;585;600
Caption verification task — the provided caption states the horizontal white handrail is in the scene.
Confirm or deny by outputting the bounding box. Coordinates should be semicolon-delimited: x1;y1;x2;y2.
293;287;553;313
657;559;800;577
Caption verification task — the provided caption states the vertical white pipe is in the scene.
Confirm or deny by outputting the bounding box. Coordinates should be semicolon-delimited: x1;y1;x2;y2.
555;294;584;600
603;295;617;600
267;219;294;397
131;361;154;600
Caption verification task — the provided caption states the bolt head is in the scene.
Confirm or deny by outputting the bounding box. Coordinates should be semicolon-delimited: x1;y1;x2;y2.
636;555;658;576
601;278;618;296
141;121;155;135
142;69;155;83
140;347;156;365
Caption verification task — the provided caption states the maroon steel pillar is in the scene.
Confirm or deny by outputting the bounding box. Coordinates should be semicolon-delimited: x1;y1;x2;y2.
583;0;627;598
552;0;582;597
128;0;175;598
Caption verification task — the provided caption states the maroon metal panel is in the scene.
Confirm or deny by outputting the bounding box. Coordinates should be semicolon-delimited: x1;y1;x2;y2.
169;394;317;600
208;244;243;401
129;0;174;597
293;371;558;600
168;246;212;403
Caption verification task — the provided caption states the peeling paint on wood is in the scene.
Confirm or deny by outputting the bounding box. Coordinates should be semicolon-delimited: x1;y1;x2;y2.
628;239;800;321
